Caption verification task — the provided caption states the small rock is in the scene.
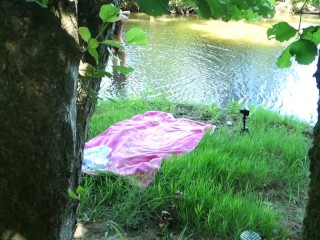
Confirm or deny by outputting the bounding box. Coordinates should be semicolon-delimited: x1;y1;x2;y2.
226;121;233;126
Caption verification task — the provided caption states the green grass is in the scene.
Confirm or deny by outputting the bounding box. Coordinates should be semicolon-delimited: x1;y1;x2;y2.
78;98;312;240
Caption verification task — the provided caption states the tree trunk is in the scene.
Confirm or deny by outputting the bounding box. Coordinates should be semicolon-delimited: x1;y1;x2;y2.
303;51;320;239
0;0;120;239
0;1;80;239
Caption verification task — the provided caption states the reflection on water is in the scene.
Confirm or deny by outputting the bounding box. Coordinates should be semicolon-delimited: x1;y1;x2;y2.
100;13;319;124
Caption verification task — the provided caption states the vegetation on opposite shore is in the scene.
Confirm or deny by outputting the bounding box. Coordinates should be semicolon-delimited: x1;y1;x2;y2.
75;98;312;240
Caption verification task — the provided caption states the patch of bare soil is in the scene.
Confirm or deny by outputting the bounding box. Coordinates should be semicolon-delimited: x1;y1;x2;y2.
73;221;183;240
257;180;309;240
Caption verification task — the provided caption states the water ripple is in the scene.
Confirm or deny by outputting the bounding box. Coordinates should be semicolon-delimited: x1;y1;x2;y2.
100;14;318;123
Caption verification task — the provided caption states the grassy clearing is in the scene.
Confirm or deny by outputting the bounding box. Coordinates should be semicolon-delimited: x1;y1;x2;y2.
76;98;312;240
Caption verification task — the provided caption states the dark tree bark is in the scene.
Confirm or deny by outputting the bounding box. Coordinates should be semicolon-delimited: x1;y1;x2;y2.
303;51;320;240
0;1;80;239
0;0;119;238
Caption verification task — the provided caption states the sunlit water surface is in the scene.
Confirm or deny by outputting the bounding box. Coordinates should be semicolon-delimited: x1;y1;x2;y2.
100;13;320;124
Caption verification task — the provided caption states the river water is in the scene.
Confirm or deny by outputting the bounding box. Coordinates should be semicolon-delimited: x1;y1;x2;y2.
100;13;319;124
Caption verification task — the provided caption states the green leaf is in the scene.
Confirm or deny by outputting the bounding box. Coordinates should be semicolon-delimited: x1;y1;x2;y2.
289;39;317;65
311;0;320;4
301;26;320;44
86;64;95;75
79;27;91;43
125;28;148;45
236;0;249;11
88;38;99;49
268;0;275;5
25;0;48;8
267;22;297;42
101;40;124;50
276;46;292;68
87;88;100;104
244;9;260;21
92;70;112;78
84;65;112;78
195;0;212;19
76;186;84;195
88;47;99;63
68;188;79;200
231;6;244;20
114;66;134;75
137;0;169;16
193;0;274;21
40;0;48;7
207;0;234;21
99;4;120;23
276;39;318;67
256;1;275;18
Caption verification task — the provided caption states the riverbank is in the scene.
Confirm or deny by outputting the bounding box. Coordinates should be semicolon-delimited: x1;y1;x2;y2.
74;98;312;240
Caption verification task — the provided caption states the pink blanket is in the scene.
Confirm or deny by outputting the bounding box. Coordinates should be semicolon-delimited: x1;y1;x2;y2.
84;111;216;187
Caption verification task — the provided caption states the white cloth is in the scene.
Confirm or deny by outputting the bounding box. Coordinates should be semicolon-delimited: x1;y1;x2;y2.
82;145;112;170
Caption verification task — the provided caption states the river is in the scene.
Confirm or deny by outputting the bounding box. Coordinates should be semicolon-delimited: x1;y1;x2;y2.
100;13;320;124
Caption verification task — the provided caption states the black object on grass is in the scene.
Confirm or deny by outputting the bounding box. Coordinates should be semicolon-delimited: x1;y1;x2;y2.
240;108;249;134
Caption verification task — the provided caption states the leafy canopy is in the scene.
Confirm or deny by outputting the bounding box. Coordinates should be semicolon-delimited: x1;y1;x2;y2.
195;0;275;21
138;0;275;21
138;0;169;16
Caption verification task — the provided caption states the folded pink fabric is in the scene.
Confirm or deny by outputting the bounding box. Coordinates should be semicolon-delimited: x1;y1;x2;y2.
84;111;216;187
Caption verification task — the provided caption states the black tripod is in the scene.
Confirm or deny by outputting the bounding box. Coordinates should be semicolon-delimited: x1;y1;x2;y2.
240;108;249;134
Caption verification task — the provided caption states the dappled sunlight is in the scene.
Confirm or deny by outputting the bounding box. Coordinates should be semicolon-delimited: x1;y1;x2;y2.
188;14;320;46
73;222;88;238
131;13;320;46
1;231;26;240
190;20;285;46
59;9;78;43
